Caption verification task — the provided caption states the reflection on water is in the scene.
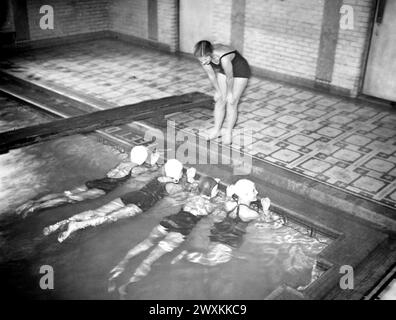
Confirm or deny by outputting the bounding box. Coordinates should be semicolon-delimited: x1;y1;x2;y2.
0;95;53;133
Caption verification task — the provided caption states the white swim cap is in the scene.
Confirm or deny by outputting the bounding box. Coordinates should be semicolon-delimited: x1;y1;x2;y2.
164;159;183;182
233;179;256;198
130;146;148;165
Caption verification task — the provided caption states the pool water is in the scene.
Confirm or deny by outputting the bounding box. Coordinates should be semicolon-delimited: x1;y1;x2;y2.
0;98;331;299
0;94;53;133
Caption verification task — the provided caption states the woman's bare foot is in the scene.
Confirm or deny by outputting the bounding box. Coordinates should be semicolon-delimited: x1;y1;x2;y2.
118;283;129;300
222;131;232;145
171;250;187;264
206;128;221;140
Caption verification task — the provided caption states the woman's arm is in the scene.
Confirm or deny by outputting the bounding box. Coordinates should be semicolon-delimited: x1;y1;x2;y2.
220;56;235;103
202;64;223;98
106;160;136;178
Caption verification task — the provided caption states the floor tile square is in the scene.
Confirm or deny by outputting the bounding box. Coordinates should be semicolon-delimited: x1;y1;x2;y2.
363;158;395;173
352;176;386;193
287;134;314;146
300;159;332;173
271;149;302;163
332;149;362;162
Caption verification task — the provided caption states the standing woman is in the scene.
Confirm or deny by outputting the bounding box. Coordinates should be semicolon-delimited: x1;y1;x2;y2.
194;40;251;145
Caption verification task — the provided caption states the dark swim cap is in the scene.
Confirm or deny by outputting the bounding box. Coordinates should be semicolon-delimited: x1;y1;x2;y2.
198;176;218;197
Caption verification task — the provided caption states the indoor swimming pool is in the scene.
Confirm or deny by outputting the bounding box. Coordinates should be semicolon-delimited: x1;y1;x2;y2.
0;94;333;299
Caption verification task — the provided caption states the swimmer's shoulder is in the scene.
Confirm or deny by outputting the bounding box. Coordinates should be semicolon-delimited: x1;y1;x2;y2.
239;205;260;222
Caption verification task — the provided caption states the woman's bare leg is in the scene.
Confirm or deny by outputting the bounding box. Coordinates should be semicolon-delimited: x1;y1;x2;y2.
223;77;248;145
15;185;101;217
118;232;184;299
186;243;233;266
56;199;135;242
207;73;227;140
108;225;168;292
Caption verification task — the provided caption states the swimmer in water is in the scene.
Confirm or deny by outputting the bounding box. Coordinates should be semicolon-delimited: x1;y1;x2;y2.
108;175;222;299
43;159;194;243
15;146;160;218
173;179;271;266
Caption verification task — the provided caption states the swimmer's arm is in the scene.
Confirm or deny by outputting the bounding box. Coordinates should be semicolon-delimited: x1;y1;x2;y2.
165;182;184;195
221;57;234;101
202;64;223;97
185;180;199;193
224;200;237;211
106;160;137;178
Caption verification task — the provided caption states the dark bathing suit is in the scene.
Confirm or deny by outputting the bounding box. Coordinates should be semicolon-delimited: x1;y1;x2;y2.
85;171;132;193
160;210;202;236
120;177;168;211
209;204;250;248
210;50;251;79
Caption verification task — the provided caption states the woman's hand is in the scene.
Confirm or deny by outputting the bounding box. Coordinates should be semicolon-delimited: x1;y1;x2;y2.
261;197;271;211
186;167;196;183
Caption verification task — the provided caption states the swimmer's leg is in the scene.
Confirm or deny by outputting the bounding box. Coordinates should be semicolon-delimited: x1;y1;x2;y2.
57;200;140;243
63;188;106;201
186;243;233;266
15;185;91;216
118;232;184;299
108;225;168;292
43;200;109;236
297;260;322;291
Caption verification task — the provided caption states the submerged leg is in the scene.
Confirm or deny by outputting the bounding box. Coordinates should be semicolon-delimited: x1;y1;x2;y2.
108;225;168;292
186;243;233;266
63;188;105;201
16;196;71;217
297;260;322;291
118;232;184;299
57;199;134;242
43;219;70;236
15;185;90;216
43;199;116;236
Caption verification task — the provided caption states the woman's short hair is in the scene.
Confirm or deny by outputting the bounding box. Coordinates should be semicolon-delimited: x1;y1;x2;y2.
193;40;213;57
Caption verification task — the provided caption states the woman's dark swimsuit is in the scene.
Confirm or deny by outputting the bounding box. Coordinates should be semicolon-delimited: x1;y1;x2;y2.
210;50;251;79
209;203;250;248
120;177;168;211
85;171;132;193
160;210;202;236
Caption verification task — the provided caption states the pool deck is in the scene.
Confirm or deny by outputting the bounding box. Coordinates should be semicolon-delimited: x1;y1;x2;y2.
0;38;395;299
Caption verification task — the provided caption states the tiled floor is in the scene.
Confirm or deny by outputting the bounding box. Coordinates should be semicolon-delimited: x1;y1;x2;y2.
2;39;396;209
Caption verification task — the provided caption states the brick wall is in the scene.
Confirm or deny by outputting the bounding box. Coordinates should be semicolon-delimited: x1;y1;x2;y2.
157;0;178;52
332;0;375;96
27;0;109;40
208;0;375;97
1;0;15;32
108;0;179;51
211;0;232;44
109;0;148;39
244;0;324;82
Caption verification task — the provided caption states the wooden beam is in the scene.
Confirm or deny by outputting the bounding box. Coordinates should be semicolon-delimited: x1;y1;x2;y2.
0;92;213;154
